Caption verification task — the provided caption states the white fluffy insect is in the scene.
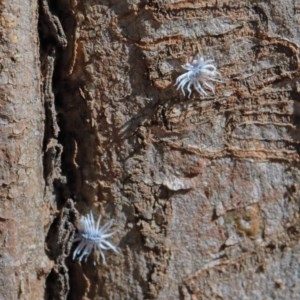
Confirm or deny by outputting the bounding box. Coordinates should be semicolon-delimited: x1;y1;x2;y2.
175;55;221;97
72;211;119;264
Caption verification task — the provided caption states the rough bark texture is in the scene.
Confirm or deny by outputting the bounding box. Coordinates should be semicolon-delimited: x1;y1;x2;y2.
1;0;300;299
0;0;50;299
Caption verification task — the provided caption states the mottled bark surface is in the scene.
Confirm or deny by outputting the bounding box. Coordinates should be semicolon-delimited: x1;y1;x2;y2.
1;0;300;299
0;0;50;299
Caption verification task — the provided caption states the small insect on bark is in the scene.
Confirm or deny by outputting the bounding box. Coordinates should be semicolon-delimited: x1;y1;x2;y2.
72;211;119;265
175;55;221;98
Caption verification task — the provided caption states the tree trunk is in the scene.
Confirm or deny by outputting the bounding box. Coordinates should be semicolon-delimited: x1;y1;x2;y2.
0;0;49;299
1;0;300;299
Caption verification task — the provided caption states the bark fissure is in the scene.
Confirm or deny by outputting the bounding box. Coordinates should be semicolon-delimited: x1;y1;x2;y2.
39;0;78;299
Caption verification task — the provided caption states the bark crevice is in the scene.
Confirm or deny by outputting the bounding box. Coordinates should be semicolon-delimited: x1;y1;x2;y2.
39;0;79;299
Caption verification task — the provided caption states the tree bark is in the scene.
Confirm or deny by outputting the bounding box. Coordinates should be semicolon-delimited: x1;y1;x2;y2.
0;0;50;299
1;0;300;299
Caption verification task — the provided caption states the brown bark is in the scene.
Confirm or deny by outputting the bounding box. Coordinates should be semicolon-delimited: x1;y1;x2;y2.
0;0;50;299
1;0;300;299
